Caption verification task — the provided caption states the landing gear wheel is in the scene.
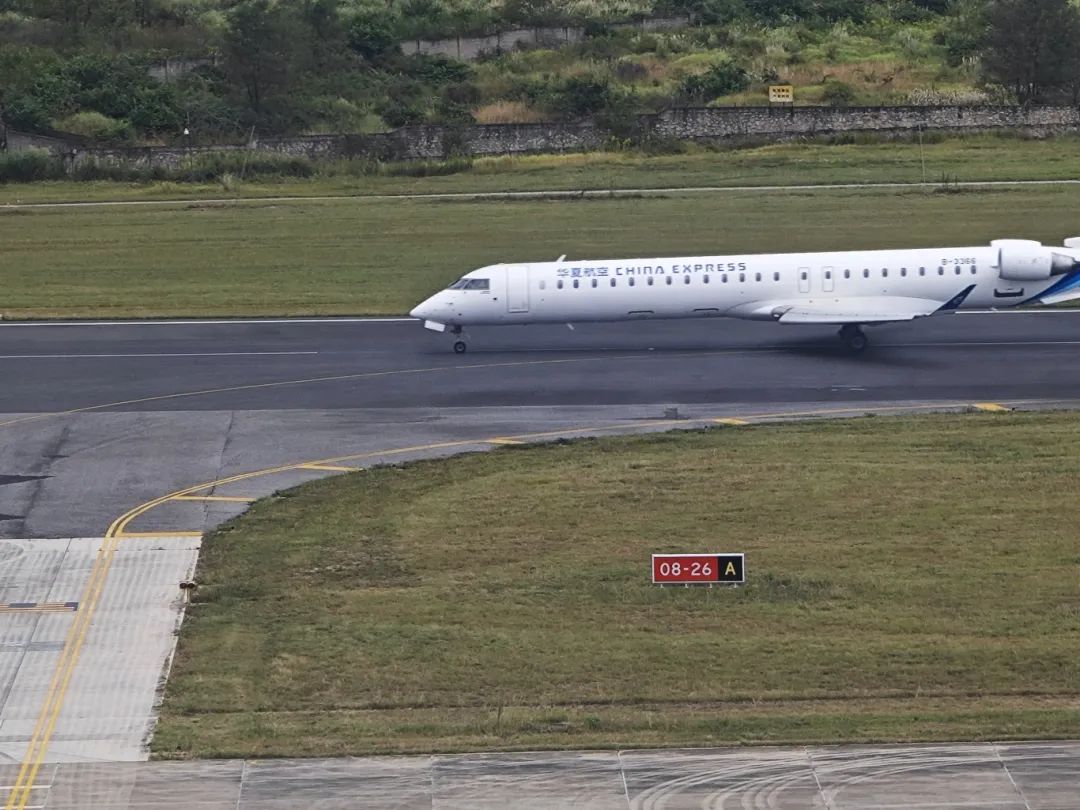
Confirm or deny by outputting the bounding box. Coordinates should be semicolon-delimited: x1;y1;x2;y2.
839;324;868;354
453;340;467;354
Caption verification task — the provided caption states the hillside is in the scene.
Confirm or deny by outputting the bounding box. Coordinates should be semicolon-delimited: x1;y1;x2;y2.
0;0;991;144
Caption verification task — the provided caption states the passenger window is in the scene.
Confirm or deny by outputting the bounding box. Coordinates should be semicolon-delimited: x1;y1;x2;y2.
647;277;654;286
919;267;926;276
882;268;888;278
591;278;597;288
971;266;977;275
629;277;635;287
824;271;831;280
955;267;962;275
704;275;710;284
938;267;945;275
863;269;869;278
774;272;780;281
683;275;690;284
844;269;850;279
665;276;672;285
755;272;762;282
610;278;616;287
572;279;579;289
557;280;563;290
901;268;907;277
539;280;546;290
800;271;808;280
739;273;746;282
722;274;728;283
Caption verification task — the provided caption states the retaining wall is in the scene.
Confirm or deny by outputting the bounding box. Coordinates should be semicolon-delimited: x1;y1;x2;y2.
11;105;1080;170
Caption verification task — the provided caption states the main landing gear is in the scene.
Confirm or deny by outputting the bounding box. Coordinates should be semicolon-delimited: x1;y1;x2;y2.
838;324;869;353
450;325;467;354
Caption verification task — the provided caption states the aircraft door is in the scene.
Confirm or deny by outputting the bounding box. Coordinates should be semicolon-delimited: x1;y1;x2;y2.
821;266;835;293
798;267;811;294
506;265;530;313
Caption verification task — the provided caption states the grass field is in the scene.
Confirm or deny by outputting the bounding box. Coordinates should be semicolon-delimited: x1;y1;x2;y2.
4;184;1080;318
152;412;1080;758
6;135;1080;206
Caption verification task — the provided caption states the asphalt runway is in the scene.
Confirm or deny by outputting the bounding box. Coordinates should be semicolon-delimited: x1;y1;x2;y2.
1;311;1079;807
3;311;1080;538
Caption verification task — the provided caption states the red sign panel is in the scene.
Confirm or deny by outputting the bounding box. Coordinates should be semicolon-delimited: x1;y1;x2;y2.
651;553;745;584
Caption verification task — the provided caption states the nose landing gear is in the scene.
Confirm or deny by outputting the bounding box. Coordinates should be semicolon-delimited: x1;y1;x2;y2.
838;324;868;353
450;325;467;354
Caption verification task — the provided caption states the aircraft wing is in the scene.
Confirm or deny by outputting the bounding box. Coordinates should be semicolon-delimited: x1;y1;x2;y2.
773;286;976;325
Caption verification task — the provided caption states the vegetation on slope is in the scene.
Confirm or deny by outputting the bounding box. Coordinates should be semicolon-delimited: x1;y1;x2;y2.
0;1;1070;144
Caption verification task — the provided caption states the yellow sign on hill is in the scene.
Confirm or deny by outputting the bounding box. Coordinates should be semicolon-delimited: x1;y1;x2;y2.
769;85;794;103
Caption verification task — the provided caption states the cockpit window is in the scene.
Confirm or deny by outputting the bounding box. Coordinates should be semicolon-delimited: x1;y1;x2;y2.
447;278;490;291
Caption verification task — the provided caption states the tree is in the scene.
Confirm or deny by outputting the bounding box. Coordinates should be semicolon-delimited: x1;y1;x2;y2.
222;0;297;115
981;0;1080;103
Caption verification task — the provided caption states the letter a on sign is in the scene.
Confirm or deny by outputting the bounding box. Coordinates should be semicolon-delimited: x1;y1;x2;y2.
725;561;736;576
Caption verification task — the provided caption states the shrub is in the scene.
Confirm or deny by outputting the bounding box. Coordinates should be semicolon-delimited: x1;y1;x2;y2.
613;59;648;83
822;79;856;106
405;54;472;85
348;12;398;62
0;149;64;183
54;111;132;141
678;60;750;103
547;76;614;118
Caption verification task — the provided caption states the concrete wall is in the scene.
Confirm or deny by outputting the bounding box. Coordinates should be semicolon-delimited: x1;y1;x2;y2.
401;16;691;60
12;105;1080;171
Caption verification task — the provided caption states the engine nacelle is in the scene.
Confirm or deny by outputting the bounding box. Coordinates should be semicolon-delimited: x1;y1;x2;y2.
993;239;1073;281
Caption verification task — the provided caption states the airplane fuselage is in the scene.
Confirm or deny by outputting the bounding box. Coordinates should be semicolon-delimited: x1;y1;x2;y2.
410;240;1080;351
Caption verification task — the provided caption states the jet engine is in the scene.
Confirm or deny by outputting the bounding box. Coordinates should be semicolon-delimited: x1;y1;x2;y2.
993;239;1074;281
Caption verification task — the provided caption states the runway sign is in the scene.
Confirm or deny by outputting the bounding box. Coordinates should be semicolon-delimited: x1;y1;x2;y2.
652;553;745;585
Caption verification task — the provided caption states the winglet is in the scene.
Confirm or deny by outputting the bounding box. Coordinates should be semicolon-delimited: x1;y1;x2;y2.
936;284;977;313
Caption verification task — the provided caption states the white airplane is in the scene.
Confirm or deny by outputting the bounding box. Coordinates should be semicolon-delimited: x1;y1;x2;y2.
409;238;1080;353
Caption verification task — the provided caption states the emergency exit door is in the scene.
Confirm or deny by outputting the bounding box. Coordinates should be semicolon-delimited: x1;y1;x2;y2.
820;266;835;292
506;265;530;313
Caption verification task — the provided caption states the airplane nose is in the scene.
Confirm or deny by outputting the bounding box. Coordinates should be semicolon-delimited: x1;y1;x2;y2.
410;299;433;320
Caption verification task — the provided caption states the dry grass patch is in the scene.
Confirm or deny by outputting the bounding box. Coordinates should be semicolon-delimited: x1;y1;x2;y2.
472;101;548;124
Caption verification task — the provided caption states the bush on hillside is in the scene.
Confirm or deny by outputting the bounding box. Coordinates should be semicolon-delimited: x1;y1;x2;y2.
821;78;856;106
546;75;615;118
54;111;132;141
678;60;750;102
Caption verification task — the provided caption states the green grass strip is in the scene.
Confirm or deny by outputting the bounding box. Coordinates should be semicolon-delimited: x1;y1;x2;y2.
153;413;1080;758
